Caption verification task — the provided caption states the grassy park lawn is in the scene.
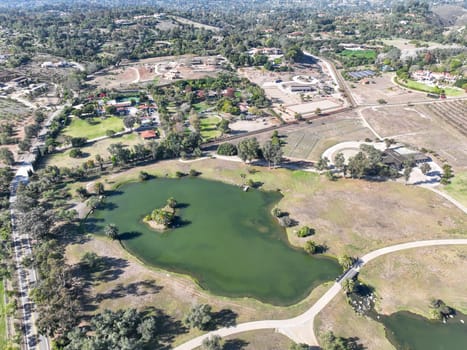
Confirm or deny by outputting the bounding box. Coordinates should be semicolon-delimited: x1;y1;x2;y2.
44;133;143;168
63;116;124;139
399;79;464;97
200;115;221;140
340;49;376;59
443;172;467;207
0;280;7;349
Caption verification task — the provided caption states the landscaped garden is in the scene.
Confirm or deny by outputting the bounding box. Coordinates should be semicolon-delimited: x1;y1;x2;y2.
199;115;222;140
396;78;464;96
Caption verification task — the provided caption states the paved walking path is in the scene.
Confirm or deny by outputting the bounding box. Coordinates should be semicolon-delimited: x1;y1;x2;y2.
174;239;467;350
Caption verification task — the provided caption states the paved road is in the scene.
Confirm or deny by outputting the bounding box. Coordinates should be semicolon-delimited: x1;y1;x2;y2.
10;164;50;350
173;239;467;350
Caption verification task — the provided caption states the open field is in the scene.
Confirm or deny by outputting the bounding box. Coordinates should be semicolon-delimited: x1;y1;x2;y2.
362;103;467;168
360;246;467;316
44;133;143;168
63;116;124;139
315;292;394;350
0;97;31;122
349;73;442;105
397;78;464;97
419;100;467;136
248;114;373;161
444;172;467;207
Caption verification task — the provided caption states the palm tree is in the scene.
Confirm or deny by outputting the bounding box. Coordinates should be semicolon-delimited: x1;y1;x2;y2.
104;224;119;240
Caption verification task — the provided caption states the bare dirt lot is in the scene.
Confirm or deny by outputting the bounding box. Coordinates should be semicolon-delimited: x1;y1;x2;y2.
362;102;467;169
89;55;227;90
350;73;440;105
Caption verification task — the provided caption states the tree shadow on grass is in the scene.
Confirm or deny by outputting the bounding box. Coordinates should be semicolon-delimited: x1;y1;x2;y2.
144;307;188;349
223;339;249;350
95;279;163;302
206;309;238;330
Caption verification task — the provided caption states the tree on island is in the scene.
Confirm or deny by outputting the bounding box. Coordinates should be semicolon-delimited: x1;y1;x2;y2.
166;197;177;208
149;208;175;227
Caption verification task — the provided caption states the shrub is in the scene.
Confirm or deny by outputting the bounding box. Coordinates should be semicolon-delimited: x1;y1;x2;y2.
217;143;237;156
271;207;282;217
139;171;150;181
297;226;314;237
175;171;185;178
106;129;116;137
189;169;201;177
278;215;293;227
69;148;83;158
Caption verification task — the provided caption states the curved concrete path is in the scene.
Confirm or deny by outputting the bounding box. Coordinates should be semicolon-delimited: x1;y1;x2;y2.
174;239;467;350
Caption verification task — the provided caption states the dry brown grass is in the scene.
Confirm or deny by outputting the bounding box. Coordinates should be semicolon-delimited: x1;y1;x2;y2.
224;329;293;350
315;292;395;350
362;104;467;169
359;246;467;316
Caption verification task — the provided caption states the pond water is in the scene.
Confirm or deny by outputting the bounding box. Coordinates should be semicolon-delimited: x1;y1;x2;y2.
86;177;340;305
381;311;467;350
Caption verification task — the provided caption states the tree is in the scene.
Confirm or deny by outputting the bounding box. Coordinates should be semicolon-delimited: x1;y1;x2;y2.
316;157;330;171
304;240;318;254
76;186;88;200
217;143;237;156
184;304;212;330
420;162;431;175
123;116;136;129
403;165;412;183
315;107;322;116
218;118;230;135
93;182;104;194
297;226;314;237
290;343;310;350
338;255;355;270
237;138;260;163
104;224;119;240
166;197;177;208
202;335;222;350
334;152;345;171
262;140;283;168
189;110;200;132
0;148;14;165
342;278;356;294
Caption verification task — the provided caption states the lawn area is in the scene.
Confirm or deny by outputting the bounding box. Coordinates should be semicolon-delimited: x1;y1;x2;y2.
0;280;7;349
340;49;376;59
444;171;467;207
200;115;221;141
398;79;464;97
63;116;124;139
193;101;210;112
43;133;143;168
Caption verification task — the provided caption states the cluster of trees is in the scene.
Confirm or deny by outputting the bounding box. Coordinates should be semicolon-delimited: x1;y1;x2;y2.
320;331;364;350
345;145;398;179
63;309;158;349
218;136;283;168
429;299;455;320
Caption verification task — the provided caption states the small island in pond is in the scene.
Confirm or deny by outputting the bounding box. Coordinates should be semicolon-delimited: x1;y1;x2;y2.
143;197;178;231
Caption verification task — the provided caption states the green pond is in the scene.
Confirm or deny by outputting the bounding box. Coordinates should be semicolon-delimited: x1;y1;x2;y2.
86;177;340;305
381;311;467;350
